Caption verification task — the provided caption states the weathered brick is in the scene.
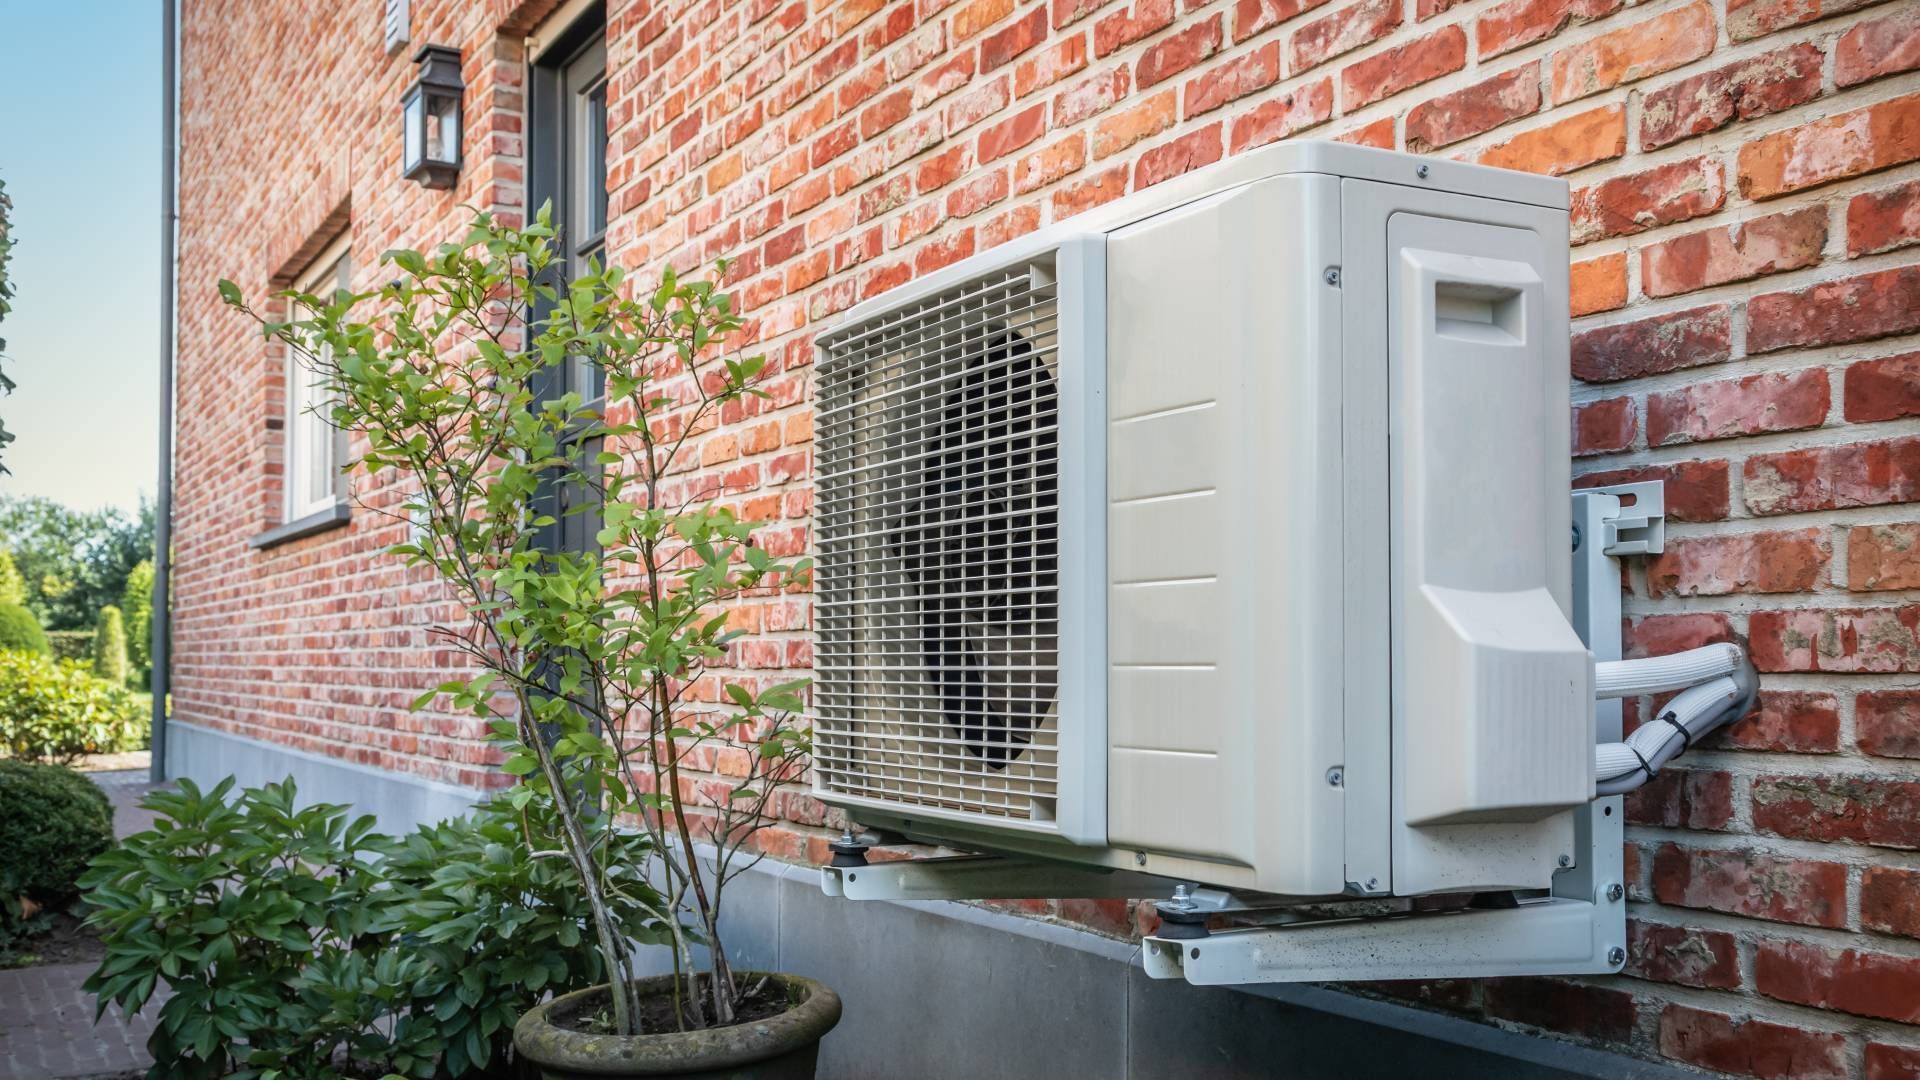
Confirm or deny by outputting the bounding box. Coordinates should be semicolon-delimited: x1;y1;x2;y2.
1646;369;1830;446
1055;65;1132;126
1570;156;1724;245
1093;0;1175;56
1479;979;1635;1042
1227;77;1334;152
1341;25;1465;110
1290;0;1401;75
1478;104;1625;176
1185;42;1280;118
1852;524;1920;591
1716;689;1841;753
1626;767;1735;830
980;4;1048;71
1233;0;1335;43
1137;15;1221;88
1014;34;1089;97
951;0;1015;41
1642;207;1827;297
1476;0;1621;60
1627;921;1741;989
1135;123;1223;188
1571;396;1635;457
1750;606;1920;673
1658;1004;1850;1080
1628;611;1739;657
976;102;1047;162
1647;528;1828;597
1571;304;1731;383
1549;2;1716;104
1569;251;1626;316
1845;352;1920;423
1862;866;1920;937
1729;0;1878;41
1405;63;1540;152
1746;436;1920;516
1640;43;1824;151
1051;162;1130;217
944;168;1009;218
1836;5;1920;87
1335;116;1397;148
1652;843;1847;927
1849;179;1920;257
1867;1042;1920;1080
1859;689;1920;758
1576;460;1730;521
1092;90;1176;159
1738;93;1920;201
1756;940;1920;1023
1750;266;1920;355
1011;134;1087;194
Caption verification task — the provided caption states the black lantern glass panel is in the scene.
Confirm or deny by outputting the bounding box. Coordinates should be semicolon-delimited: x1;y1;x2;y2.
402;45;463;188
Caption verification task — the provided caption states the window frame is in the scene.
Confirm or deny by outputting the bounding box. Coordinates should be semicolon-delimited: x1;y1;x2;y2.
283;233;352;525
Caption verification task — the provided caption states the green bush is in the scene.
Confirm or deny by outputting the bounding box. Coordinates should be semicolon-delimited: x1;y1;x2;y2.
83;777;664;1079
0;759;113;947
91;605;129;685
0;650;146;764
46;629;93;663
0;602;46;654
0;549;26;606
122;560;153;686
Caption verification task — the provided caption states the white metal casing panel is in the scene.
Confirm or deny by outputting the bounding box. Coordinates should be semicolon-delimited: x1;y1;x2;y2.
1341;180;1583;897
1103;176;1347;896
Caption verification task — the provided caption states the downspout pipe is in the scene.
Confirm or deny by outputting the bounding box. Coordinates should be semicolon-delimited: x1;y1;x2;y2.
151;0;177;783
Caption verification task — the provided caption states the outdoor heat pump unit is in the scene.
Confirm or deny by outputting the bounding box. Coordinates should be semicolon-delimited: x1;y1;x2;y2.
809;142;1755;986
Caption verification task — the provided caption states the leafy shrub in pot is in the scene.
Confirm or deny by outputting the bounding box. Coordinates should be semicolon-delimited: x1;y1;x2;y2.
224;208;835;1075
83;776;669;1079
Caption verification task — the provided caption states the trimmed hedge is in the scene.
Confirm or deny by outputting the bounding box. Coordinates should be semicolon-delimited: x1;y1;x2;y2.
0;603;46;654
0;759;113;945
46;629;94;664
0;650;147;764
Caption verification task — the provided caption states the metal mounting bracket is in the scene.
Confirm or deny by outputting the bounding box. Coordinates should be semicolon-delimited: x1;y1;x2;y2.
821;854;1219;905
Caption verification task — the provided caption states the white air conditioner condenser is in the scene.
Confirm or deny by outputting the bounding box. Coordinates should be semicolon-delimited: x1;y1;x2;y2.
810;142;1592;902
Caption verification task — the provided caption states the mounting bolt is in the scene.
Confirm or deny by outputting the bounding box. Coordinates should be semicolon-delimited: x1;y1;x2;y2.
1606;882;1624;902
1557;854;1573;868
1324;267;1341;286
1326;766;1345;787
1416;164;1431;179
1135;850;1148;867
1607;946;1626;967
1365;877;1380;892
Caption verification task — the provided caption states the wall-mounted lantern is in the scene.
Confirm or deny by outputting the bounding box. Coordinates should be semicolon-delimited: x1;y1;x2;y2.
402;45;463;189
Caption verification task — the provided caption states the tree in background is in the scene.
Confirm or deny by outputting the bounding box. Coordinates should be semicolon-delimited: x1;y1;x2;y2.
91;606;128;686
0;550;25;607
0;178;14;471
121;559;153;688
0;495;153;630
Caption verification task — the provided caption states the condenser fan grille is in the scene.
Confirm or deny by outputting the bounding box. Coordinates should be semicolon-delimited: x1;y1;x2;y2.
814;261;1062;822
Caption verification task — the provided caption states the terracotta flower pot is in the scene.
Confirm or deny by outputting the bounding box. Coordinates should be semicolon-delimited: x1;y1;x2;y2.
513;972;842;1080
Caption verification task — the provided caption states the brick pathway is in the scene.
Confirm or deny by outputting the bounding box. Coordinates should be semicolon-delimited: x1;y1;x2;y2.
0;770;169;1080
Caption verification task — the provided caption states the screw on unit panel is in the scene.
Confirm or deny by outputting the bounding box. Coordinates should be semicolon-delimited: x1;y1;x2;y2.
1365;877;1380;891
1557;854;1573;868
1326;766;1344;787
1607;946;1626;967
1606;883;1624;902
1324;267;1341;286
1416;164;1431;179
1135;850;1148;866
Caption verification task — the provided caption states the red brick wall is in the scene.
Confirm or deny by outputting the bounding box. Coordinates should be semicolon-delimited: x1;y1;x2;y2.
174;0;1920;1073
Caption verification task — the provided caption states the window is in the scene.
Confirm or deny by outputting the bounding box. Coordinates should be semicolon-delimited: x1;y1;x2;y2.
285;236;350;523
529;9;609;556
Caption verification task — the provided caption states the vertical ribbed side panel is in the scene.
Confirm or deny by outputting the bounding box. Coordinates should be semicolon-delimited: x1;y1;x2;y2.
813;259;1065;824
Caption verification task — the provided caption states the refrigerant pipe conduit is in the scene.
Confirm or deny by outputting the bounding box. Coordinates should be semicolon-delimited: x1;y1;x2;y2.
1590;643;1759;797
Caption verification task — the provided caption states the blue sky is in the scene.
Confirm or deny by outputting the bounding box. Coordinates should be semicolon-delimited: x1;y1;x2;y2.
0;5;162;514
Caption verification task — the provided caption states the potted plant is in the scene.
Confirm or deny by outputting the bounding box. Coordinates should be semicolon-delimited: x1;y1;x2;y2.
222;208;839;1078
